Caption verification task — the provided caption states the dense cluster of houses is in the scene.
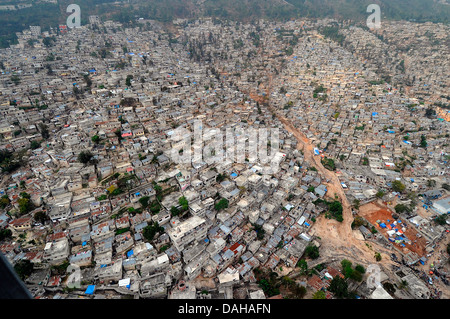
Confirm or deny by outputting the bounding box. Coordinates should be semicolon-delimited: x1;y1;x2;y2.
0;16;448;299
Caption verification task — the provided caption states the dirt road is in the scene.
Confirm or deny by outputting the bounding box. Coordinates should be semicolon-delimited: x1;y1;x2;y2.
247;79;395;268
274;110;389;265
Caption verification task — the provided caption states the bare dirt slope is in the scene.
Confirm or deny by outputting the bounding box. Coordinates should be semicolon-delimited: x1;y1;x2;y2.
274;109;397;267
247;75;394;268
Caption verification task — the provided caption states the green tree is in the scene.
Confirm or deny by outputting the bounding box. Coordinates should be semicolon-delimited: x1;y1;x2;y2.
383;282;396;294
170;206;180;216
398;280;409;290
0;195;10;208
305;245;319;259
292;284;307;299
375;252;382;262
216;173;226;183
78;151;94;164
252;223;265;240
351;216;365;229
179;196;189;211
14;259;34;280
83;74;92;88
312;290;326;299
392;180;406;193
321;157;336;171
296;259;308;274
343;266;354;279
341;259;352;269
126;75;133;87
395;204;411;214
91;135;100;144
0;228;12;241
10;75;20;85
38;123;49;139
350;270;363;282
328;276;348;299
20;192;30;199
419;135;427;148
142;222;164;241
376;190;385;198
258;278;280;297
355;265;365;274
138;196;150;208
434;214;448;226
43;37;55;47
18;197;33;215
328;200;343;222
33;211;48;224
215;198;229;211
30;140;41;150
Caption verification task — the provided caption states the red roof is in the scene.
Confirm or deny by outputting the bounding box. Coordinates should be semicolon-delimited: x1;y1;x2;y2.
9;217;32;227
307;275;325;291
229;243;241;252
327;266;344;279
47;276;61;287
46;231;66;242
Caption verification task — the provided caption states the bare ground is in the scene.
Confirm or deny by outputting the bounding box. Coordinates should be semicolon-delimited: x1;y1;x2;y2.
358;201;428;256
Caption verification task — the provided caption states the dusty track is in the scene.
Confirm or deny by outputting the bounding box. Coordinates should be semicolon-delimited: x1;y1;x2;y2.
248;77;395;267
274;109;380;265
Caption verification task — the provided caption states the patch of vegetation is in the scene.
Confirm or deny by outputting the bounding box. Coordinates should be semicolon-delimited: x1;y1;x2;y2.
434;214;448;226
142;222;164;241
315;199;343;222
305;245;320;259
115;227;130;235
252;223;266;240
255;268;280;298
321;157;336;171
14;259;34;280
328;276;348;299
214;198;229;211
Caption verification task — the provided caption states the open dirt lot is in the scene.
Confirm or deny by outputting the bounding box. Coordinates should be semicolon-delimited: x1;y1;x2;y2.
358;201;428;257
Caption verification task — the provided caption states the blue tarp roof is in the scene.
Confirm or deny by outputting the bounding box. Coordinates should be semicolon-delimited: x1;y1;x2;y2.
85;285;95;295
127;250;134;258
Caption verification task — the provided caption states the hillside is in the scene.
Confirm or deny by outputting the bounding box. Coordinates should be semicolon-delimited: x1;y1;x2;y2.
0;0;449;48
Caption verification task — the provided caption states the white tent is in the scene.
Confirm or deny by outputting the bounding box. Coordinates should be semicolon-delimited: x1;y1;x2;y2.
118;278;130;287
